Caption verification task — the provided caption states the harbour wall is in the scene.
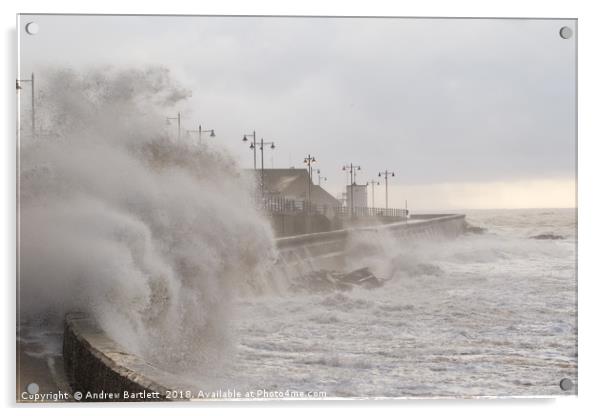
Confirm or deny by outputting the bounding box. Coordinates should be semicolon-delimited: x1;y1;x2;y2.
276;213;466;271
63;312;191;401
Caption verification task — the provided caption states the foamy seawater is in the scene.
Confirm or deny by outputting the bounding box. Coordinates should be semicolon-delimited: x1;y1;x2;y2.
204;209;577;397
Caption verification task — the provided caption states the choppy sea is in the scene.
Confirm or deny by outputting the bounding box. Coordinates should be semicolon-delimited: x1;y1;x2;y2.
204;208;577;398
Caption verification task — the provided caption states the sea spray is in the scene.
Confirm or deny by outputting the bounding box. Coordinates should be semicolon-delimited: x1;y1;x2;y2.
18;67;277;374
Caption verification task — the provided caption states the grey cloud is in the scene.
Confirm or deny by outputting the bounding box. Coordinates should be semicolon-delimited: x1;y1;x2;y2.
20;15;576;191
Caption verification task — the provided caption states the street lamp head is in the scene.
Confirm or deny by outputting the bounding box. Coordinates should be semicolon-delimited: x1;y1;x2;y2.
210;130;216;137
357;166;361;171
378;172;381;177
342;166;346;171
250;143;255;149
242;135;248;142
392;172;395;177
312;157;316;162
270;143;275;149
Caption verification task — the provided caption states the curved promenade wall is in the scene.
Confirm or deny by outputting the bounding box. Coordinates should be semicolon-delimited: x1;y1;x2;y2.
276;214;466;268
63;312;186;401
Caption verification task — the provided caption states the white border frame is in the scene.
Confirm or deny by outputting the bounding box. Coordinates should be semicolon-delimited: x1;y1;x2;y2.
3;1;600;415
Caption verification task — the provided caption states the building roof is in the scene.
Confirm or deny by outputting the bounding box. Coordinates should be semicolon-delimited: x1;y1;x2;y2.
246;168;341;207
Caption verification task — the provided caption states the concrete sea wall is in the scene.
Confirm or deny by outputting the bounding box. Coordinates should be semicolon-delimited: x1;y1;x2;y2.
276;214;466;270
63;312;190;401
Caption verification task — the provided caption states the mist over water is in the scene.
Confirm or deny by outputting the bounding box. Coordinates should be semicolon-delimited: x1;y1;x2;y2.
19;67;276;372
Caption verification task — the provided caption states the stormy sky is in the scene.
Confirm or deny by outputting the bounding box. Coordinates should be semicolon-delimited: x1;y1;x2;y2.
19;15;576;209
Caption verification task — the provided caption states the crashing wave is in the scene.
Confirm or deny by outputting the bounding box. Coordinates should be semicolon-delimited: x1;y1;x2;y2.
19;67;276;373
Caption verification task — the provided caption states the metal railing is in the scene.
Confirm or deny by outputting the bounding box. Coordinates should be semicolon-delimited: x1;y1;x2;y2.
260;195;407;218
334;206;408;218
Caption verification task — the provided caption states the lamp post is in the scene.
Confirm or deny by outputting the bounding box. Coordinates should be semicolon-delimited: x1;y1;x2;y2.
166;112;181;140
378;170;395;210
250;138;276;196
367;179;380;209
186;124;215;144
304;155;317;213
16;72;35;137
342;163;361;217
242;130;257;169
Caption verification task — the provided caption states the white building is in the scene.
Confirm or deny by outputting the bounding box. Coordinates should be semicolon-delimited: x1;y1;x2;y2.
346;184;368;209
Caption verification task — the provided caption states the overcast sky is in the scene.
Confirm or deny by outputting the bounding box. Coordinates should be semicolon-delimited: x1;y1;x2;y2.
19;15;576;209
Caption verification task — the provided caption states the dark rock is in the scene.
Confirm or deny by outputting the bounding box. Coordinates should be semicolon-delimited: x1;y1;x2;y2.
339;267;383;289
292;267;383;292
530;233;564;240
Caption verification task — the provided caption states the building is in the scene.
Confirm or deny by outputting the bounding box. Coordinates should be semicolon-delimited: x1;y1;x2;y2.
346;184;368;209
247;168;341;208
